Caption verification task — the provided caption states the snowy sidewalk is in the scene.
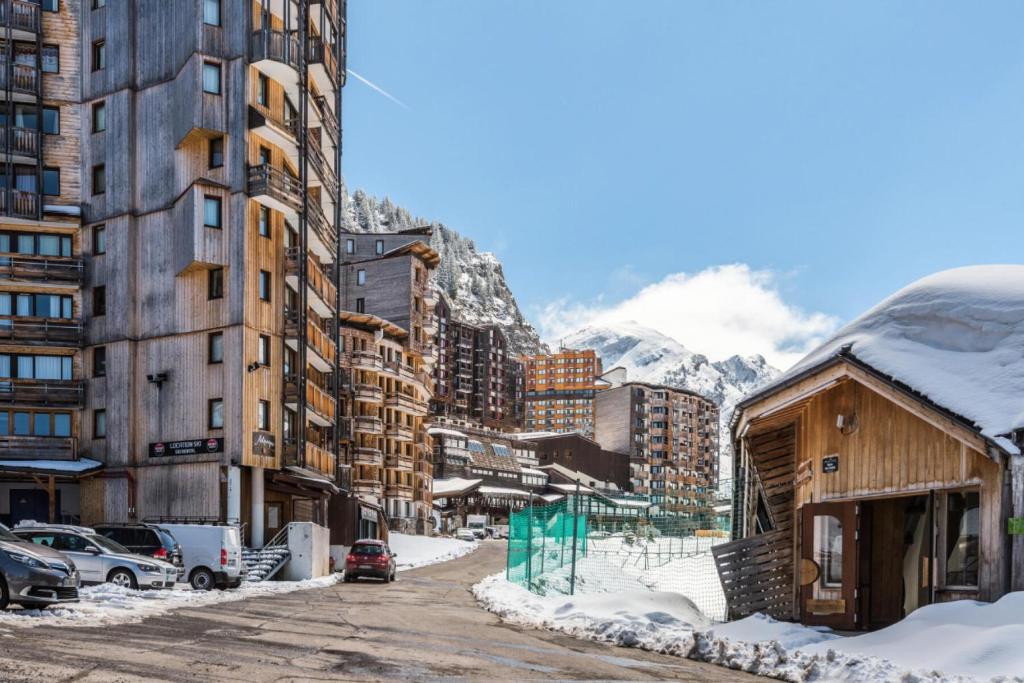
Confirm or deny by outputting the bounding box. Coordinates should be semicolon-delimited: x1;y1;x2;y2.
475;574;1024;682
388;532;478;572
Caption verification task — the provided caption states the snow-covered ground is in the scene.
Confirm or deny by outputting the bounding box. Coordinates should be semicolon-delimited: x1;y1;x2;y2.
387;532;477;572
475;575;1024;682
0;575;339;631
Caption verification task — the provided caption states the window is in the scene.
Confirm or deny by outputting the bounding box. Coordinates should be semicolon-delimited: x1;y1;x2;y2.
208;332;223;364
92;40;105;71
257;400;269;430
375;239;384;255
945;491;980;587
208;268;224;300
42;168;59;196
92;101;106;133
258;271;271;301
93;286;106;316
42;0;58;10
203;0;220;26
258;146;271;165
345;238;354;254
202;62;221;94
92;0;105;7
41;107;60;134
93;225;106;255
356;269;366;286
208;136;224;168
258;334;270;366
39;46;60;75
256;73;268;107
203;195;222;228
93;346;106;377
93;410;106;438
258;206;270;237
355;297;365;313
208;399;224;429
92;164;105;195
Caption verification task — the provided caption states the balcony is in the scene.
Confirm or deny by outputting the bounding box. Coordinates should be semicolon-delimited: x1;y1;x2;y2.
352;415;383;436
250;29;301;88
0;380;84;407
284;247;336;317
248;163;302;216
384;452;413;469
285;440;336;479
0;189;38;221
385;422;413;442
308;36;340;93
0;126;38;161
385;391;428;414
0;317;83;346
248;106;297;159
0;63;37;98
352;445;382;466
414;459;432;477
284;310;336;372
385;482;414;499
0;0;41;36
353;478;383;497
312;95;340;145
284;375;336;426
0;435;76;460
350;350;383;372
353;383;383;404
413;487;431;503
307;138;339;191
305;196;337;262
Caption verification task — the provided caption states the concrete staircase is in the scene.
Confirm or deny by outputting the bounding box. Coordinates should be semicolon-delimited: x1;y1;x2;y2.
242;525;292;582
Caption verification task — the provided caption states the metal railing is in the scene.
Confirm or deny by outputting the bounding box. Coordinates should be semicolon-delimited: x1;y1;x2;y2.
313;94;340;145
0;317;83;345
0;380;84;407
0;126;38;158
0;189;39;221
0;0;41;33
0;435;76;460
0;63;38;96
250;29;301;71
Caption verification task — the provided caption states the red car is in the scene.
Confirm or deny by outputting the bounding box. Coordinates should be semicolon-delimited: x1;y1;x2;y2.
343;539;397;583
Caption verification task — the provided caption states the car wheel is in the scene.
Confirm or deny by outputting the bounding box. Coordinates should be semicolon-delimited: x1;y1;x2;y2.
190;568;216;591
0;576;9;611
382;572;390;584
108;568;138;589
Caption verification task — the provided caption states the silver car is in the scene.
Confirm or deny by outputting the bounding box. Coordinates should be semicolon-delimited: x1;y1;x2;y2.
14;525;178;589
0;523;80;609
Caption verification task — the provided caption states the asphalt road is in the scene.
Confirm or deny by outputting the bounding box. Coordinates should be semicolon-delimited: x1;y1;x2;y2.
0;541;753;682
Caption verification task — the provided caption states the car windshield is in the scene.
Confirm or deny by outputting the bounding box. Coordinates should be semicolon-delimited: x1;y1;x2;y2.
0;526;20;542
351;544;385;556
90;535;132;554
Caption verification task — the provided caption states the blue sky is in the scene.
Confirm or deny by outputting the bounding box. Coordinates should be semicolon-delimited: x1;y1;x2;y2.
343;1;1024;367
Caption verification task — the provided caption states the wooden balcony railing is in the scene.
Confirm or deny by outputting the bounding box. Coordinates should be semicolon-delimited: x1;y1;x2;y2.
352;383;383;403
350;350;383;371
352;446;382;466
0;63;38;96
385;482;414;498
352;415;383;435
0;126;38;158
285;247;337;311
0;0;41;33
0;317;83;346
385;423;413;441
313;94;340;145
247;163;303;213
284;309;337;367
250;29;301;71
307;139;339;191
0;189;39;220
284;374;336;423
308;36;340;88
305;196;337;253
247;105;298;141
384;452;413;469
0;380;84;407
385;392;428;414
304;441;336;478
0;435;76;460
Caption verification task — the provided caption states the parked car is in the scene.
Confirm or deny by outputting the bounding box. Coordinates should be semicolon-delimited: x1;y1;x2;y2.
93;523;184;577
343;539;397;583
484;526;509;539
158;523;243;591
455;528;477;542
13;524;177;590
0;523;80;610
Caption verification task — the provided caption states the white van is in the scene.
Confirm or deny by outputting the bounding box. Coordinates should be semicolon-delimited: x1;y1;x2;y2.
158;524;243;590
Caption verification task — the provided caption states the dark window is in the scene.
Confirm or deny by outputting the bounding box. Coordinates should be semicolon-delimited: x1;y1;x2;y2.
258;146;271;165
92;40;105;71
209;136;224;168
258;334;270;366
42;168;59;196
41;45;59;73
42;0;58;10
257;400;269;430
258;206;270;237
202;62;221;94
208;399;224;429
203;195;222;228
258;271;271;302
355;297;365;313
203;0;220;26
93;346;106;377
257;73;268;106
208;332;223;364
92;101;106;133
93;225;106;255
945;491;980;587
92;164;106;195
92;0;105;7
42;107;59;134
93;409;106;438
93;286;106;316
208;268;224;300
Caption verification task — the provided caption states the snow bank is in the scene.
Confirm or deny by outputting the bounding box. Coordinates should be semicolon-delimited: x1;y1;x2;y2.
754;265;1024;451
475;573;1024;682
0;575;339;631
388;532;477;571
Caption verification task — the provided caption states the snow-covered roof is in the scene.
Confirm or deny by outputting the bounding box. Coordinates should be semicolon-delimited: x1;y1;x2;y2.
432;477;482;497
0;458;103;474
603;497;653;509
519;467;548;477
427;427;467;439
548;482;595;494
477;486;531;498
744;266;1024;453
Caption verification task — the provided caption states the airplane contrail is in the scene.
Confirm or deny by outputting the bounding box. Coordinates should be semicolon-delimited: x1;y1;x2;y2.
347;69;410;110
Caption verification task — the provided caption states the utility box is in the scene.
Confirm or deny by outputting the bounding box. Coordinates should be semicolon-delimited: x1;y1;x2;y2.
282;522;331;580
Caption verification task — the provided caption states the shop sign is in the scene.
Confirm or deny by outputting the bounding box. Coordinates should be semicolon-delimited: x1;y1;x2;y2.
252;431;276;457
822;454;839;474
149;438;224;458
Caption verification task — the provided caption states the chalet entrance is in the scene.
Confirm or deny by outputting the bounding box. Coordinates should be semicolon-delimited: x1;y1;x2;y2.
800;502;858;629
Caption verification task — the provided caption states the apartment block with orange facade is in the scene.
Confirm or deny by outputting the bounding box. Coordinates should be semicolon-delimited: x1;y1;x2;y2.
522;349;605;437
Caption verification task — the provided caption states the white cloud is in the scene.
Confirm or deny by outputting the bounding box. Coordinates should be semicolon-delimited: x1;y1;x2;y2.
537;263;839;370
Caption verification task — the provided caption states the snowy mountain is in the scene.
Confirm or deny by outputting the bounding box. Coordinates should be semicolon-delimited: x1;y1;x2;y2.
562;322;781;478
343;189;546;355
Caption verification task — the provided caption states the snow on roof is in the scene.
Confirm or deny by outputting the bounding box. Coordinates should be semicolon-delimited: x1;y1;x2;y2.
477;486;531;498
604;497;652;508
0;458;103;474
747;266;1024;453
548;482;595;494
520;467;548;477
427;427;467;439
538;493;564;503
432;477;482;497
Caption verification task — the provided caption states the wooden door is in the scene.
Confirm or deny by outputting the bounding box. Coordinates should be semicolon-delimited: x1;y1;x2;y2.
800;501;858;629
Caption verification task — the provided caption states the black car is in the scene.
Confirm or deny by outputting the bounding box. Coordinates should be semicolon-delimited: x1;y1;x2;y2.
93;524;183;571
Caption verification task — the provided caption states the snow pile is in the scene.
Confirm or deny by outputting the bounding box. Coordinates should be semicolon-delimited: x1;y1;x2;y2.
0;575;339;631
475;573;1024;682
753;265;1024;452
388;532;477;572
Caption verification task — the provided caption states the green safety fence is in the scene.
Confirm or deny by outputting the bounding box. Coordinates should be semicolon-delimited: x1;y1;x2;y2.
506;497;587;594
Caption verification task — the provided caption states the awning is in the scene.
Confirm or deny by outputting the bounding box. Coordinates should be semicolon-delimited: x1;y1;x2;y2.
433;477;482;498
280;466;340;494
0;459;103;476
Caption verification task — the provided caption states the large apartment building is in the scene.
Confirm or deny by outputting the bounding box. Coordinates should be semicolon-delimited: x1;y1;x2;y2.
594;382;719;524
523;348;604;437
0;0;87;526
432;293;523;431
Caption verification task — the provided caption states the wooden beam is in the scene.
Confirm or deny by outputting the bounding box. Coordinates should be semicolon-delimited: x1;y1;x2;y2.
48;475;56;523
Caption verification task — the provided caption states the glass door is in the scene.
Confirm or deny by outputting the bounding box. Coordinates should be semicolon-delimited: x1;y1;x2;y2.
800;501;858;629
